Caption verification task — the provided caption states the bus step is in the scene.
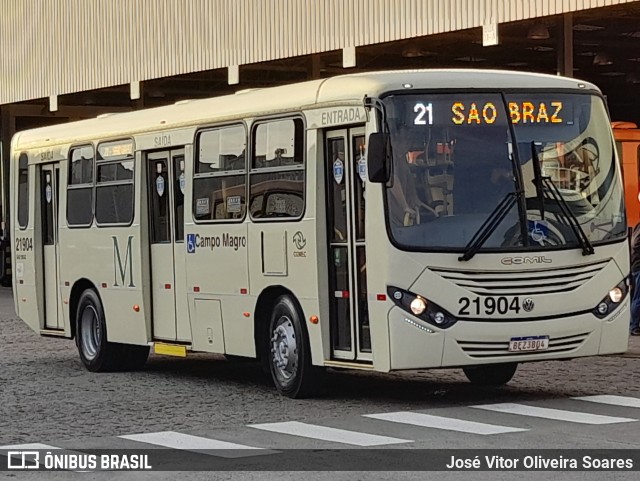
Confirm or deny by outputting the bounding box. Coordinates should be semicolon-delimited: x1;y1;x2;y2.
154;343;188;357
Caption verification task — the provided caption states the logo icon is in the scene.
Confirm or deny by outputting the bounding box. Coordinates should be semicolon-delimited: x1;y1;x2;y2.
522;298;535;312
358;156;367;182
293;231;306;250
333;158;344;184
156;175;165;197
529;220;549;243
186;233;196;254
7;450;39;469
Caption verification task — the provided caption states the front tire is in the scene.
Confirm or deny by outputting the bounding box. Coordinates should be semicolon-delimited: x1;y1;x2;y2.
76;289;149;372
267;295;321;398
463;363;517;386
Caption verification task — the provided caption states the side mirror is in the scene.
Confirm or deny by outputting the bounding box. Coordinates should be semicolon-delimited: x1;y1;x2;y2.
367;132;390;183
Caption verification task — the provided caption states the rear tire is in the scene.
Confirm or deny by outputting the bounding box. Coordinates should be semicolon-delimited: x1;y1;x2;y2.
76;289;149;372
267;295;321;398
462;363;517;386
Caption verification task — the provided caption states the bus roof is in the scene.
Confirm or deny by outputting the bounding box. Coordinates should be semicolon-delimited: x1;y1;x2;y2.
12;69;600;151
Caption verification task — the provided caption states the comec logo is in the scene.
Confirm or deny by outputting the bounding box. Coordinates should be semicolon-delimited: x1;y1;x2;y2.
500;256;552;266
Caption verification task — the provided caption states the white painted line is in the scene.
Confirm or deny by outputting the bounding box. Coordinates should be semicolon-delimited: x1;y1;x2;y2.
573;395;640;409
0;443;58;450
472;403;637;424
364;412;528;435
119;431;268;458
250;421;411;446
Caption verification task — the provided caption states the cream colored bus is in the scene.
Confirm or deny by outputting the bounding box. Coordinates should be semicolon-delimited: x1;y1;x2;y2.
10;70;630;398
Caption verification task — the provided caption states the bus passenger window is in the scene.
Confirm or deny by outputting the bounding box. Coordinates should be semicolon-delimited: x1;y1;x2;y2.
67;145;94;226
194;124;246;222
17;153;29;229
250;118;304;219
95;140;135;225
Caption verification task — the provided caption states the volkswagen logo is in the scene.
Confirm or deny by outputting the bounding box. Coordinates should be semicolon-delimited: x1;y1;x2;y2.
522;298;535;312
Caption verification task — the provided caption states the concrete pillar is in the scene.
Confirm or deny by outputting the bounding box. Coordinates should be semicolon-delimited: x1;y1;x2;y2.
557;13;573;77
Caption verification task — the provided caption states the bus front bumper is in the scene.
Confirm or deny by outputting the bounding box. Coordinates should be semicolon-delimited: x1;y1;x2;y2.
387;302;630;370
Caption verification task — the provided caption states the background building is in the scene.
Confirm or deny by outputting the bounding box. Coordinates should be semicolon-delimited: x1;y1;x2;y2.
1;0;639;281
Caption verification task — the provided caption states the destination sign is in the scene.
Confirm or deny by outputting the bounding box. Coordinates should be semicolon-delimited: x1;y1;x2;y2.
414;100;565;126
98;139;134;160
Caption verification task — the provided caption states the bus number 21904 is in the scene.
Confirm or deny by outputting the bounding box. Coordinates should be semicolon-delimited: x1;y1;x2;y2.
458;296;524;316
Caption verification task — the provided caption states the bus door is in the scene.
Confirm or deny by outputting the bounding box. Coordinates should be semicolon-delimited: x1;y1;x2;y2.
325;127;371;361
40;163;63;329
146;149;190;342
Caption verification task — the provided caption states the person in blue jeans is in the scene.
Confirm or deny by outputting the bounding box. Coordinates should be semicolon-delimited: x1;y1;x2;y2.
630;225;640;336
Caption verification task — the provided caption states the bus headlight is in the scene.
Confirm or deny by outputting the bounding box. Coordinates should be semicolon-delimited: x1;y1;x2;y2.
410;297;427;315
609;287;623;303
388;286;457;329
593;279;628;319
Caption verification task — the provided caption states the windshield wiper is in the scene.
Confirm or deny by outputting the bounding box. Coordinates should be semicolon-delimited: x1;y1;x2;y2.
458;192;519;262
530;142;594;256
541;176;595;255
531;142;546;220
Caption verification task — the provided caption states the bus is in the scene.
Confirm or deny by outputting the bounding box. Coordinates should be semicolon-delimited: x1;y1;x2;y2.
10;70;630;398
612;121;640;229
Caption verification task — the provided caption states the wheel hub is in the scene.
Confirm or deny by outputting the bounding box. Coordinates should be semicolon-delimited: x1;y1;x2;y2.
270;316;298;381
80;305;101;360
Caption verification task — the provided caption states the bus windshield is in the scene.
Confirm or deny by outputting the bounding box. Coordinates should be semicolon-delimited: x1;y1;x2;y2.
383;92;625;252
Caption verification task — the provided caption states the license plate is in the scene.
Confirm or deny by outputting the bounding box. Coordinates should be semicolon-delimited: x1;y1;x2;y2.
508;335;549;352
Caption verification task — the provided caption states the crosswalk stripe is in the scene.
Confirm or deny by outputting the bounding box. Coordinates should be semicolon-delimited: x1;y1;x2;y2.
249;421;411;446
119;431;268;458
0;443;58;450
472;403;637;424
572;395;640;409
363;411;528;435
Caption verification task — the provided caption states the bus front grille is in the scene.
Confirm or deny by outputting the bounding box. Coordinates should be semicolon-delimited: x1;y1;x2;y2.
430;260;609;296
457;332;590;358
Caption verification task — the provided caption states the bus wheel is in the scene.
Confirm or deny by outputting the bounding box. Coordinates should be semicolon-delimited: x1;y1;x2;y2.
462;363;517;386
76;289;149;372
267;295;319;398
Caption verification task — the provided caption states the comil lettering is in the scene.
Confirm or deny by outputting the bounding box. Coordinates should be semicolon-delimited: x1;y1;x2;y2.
501;255;552;265
450;101;563;125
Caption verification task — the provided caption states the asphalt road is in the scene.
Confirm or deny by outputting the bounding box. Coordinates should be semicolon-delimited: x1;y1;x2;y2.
1;287;639;481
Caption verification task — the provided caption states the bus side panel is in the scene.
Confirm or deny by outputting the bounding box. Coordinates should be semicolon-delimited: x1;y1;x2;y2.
363;181;397;372
12;161;41;333
190;297;225;353
307;129;329;366
184;222;251;355
58;227;151;345
240;127;324;365
246;217;322;362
